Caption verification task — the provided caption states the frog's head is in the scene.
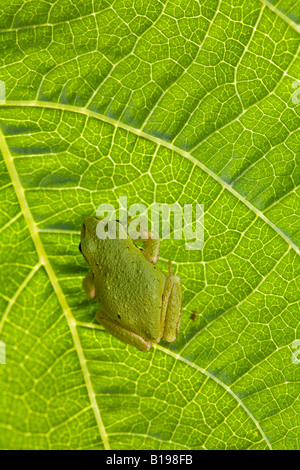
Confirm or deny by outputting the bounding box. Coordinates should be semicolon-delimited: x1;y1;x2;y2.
79;216;101;265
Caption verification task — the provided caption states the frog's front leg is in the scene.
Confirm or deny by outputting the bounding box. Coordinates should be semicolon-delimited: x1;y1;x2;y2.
138;231;160;264
161;262;182;342
82;269;96;299
96;311;152;352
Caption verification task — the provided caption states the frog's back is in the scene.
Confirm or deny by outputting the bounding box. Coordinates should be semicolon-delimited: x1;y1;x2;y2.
93;234;166;342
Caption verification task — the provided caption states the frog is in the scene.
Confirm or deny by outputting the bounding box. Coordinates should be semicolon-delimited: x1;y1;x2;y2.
79;216;182;352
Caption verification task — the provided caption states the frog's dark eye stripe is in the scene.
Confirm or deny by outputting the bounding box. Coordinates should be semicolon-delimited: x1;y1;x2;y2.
79;243;82;254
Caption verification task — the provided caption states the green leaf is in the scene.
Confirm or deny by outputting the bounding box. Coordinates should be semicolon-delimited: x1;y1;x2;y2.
0;0;299;450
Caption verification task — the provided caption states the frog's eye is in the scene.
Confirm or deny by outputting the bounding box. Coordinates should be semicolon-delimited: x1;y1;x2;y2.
81;222;86;239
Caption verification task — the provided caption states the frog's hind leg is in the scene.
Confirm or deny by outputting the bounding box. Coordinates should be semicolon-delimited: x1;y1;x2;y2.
128;217;160;264
82;269;96;299
139;231;160;264
96;311;152;352
161;262;182;342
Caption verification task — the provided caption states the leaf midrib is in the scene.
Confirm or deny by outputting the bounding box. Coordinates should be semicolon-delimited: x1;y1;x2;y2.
0;129;110;450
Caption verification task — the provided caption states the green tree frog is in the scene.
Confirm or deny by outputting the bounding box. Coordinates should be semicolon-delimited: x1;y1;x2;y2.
79;216;182;352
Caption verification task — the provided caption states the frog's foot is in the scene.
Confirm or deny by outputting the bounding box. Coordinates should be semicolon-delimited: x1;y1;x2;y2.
95;311;152;352
82;269;95;299
161;273;182;343
138;231;160;264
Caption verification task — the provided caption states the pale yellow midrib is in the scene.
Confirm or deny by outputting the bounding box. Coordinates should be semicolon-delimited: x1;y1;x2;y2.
2;99;299;256
0;129;110;450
